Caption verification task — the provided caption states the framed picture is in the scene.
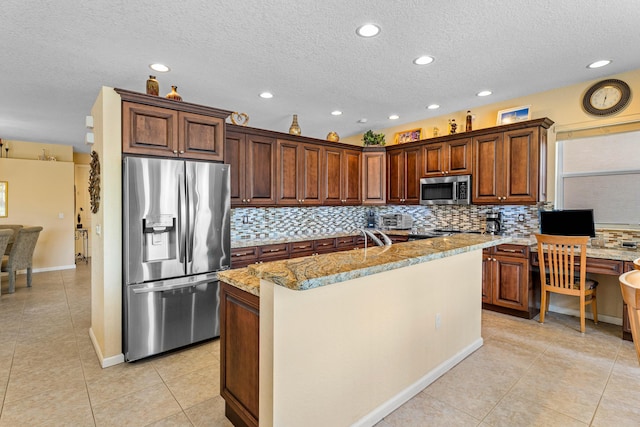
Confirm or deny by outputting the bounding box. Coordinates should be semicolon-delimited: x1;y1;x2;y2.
497;105;531;125
0;181;7;217
394;128;422;144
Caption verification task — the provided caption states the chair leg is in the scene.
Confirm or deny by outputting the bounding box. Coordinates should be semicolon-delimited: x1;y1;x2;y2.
9;270;15;294
27;267;32;287
580;295;586;333
591;290;598;324
539;289;547;324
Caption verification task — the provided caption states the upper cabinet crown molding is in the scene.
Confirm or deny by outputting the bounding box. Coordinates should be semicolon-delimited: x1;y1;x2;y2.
115;88;232;119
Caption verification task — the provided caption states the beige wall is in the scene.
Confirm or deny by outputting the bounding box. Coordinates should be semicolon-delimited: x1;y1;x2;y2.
89;87;123;367
0;158;75;270
1;139;74;162
260;250;483;426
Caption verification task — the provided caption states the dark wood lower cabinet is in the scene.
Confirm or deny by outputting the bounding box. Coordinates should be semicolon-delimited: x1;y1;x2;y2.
623;261;636;341
220;282;260;427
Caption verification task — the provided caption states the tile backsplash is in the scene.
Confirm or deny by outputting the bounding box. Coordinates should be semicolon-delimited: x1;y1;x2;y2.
231;204;546;239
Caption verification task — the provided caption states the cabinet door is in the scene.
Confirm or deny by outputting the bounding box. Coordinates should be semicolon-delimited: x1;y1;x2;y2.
299;143;322;205
220;283;259;427
446;138;472;175
343;149;362;204
492;255;529;311
482;249;493;304
472;132;503;204
246;135;277;205
422;142;445;177
404;146;422;204
503;127;540;203
122;102;178;156
386;150;405;204
178;112;224;161
323;147;343;205
362;149;386;205
276;139;299;205
225;131;247;207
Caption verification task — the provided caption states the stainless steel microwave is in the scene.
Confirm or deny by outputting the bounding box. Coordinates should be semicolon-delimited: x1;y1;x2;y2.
420;175;471;205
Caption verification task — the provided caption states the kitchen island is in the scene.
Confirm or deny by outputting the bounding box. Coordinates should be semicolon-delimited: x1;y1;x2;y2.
219;233;511;427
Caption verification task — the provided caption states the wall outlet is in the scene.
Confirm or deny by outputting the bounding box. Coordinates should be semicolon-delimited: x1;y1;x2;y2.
58;212;64;219
435;313;442;330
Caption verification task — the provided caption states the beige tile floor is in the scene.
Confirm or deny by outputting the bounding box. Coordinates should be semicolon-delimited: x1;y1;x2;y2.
1;262;640;426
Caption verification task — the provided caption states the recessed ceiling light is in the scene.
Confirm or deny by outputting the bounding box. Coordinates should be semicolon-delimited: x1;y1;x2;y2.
587;60;611;69
427;104;440;110
477;90;492;97
413;56;434;65
149;63;170;72
259;92;274;99
358;118;368;123
331;110;343;116
356;24;380;38
389;114;399;120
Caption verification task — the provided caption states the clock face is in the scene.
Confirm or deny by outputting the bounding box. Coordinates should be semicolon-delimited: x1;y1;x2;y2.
582;79;631;116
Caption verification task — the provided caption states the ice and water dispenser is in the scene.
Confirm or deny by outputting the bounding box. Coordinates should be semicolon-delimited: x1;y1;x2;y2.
142;214;177;262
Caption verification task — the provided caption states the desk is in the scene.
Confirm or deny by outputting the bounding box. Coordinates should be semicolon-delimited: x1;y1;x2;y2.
75;228;88;263
531;247;639;340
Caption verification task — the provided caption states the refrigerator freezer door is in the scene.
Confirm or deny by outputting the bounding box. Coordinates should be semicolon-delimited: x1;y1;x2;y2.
124;273;220;361
124;157;186;284
186;161;231;274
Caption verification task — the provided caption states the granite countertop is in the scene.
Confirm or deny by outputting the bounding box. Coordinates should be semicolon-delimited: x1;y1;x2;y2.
230;230;411;248
219;233;511;293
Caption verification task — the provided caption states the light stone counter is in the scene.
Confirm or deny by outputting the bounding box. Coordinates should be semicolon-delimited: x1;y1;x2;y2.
220;233;511;293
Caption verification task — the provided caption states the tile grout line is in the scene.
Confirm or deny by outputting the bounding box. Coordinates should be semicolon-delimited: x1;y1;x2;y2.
588;340;623;427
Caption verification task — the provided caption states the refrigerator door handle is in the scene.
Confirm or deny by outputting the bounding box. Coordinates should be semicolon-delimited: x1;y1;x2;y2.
132;279;212;294
132;273;219;294
178;172;187;265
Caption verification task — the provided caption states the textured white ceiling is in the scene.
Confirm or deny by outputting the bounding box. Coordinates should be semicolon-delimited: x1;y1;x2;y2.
2;0;640;153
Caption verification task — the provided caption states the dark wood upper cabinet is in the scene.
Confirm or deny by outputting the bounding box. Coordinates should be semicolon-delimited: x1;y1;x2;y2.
225;131;276;207
276;140;322;206
387;145;421;204
422;137;472;177
362;147;386;205
323;147;362;205
343;149;362;204
117;89;230;161
472;119;551;205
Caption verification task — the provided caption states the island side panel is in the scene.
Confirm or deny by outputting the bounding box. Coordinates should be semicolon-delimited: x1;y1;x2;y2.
261;249;483;427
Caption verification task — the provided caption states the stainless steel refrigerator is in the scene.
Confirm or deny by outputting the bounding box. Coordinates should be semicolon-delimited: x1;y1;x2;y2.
123;156;230;361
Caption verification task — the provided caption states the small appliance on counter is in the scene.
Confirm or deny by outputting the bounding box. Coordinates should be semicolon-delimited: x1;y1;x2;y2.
485;211;504;234
366;209;376;228
381;213;414;230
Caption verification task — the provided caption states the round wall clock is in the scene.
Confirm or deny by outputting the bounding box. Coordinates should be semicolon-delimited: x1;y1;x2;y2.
582;79;631;116
89;150;101;214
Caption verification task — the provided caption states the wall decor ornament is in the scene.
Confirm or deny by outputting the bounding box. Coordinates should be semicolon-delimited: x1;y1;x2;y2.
326;131;340;142
394;128;422;144
146;75;159;96
289;114;301;135
0;181;7;217
165;85;183;101
230;112;250;126
89;151;101;214
496;105;531;125
449;119;457;134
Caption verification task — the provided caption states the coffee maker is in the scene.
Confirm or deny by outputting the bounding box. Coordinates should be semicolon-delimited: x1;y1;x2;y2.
485;211;504;234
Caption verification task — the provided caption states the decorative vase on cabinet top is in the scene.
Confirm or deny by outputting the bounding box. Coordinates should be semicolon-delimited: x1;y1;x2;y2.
289;114;301;135
165;86;182;101
327;131;339;142
146;76;159;96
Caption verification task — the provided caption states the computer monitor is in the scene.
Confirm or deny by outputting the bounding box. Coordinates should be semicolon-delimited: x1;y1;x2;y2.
539;209;596;237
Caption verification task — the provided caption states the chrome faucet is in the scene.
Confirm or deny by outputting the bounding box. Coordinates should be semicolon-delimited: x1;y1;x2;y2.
360;229;392;248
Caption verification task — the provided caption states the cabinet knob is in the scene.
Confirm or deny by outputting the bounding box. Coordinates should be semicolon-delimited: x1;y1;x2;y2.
441;171;445;175
179;150;184;154
242;199;246;203
247;199;251;203
173;150;178;154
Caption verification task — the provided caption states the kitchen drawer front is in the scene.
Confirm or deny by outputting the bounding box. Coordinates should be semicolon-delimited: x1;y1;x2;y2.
289;240;314;253
258;243;290;260
390;235;409;243
495;244;529;258
531;252;623;275
314;238;337;253
231;247;258;267
336;236;356;249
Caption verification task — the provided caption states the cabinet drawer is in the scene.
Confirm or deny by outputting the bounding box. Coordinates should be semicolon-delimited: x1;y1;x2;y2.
314;238;337;253
231;246;258;260
336;236;356;248
258;243;290;260
289;240;314;254
495;244;529;258
531;252;624;275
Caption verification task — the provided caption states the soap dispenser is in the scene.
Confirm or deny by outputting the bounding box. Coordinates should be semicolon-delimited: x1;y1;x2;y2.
366;210;376;228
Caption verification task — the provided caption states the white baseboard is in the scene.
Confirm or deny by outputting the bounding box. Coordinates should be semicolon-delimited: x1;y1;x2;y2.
89;327;124;368
352;337;484;427
17;264;77;274
548;304;622;326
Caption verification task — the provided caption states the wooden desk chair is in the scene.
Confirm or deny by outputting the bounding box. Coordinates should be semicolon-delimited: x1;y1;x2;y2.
0;226;43;293
535;234;598;333
620;269;640;363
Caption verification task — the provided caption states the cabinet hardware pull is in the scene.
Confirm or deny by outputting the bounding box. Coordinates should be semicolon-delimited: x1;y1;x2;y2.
247;199;250;203
179;150;184;154
173;150;178;154
501;249;517;253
